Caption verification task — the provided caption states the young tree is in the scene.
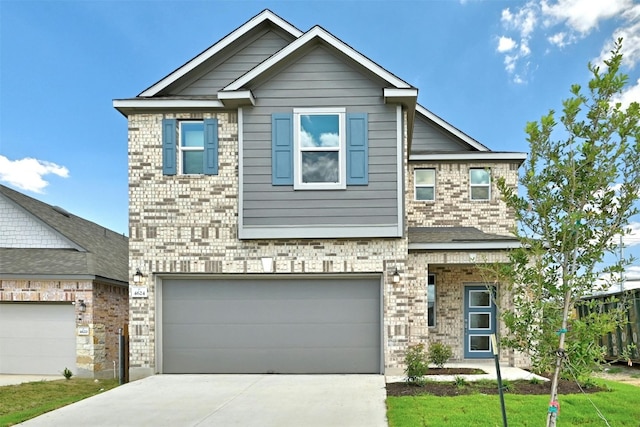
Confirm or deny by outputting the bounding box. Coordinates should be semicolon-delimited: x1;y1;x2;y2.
492;39;640;427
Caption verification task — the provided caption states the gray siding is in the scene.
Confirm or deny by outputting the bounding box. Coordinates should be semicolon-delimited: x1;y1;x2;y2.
175;30;292;96
242;44;399;230
411;114;469;152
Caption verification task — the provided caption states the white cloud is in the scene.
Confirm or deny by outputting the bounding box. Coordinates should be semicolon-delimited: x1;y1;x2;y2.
497;36;517;53
319;132;339;147
623;222;640;247
612;77;640;108
496;0;640;83
541;0;631;34
0;155;69;193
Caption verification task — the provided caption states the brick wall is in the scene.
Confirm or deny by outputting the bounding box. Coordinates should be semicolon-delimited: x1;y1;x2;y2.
406;162;519;235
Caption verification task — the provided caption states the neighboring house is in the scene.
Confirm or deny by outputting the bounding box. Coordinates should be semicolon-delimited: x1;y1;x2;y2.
0;184;128;378
113;10;527;380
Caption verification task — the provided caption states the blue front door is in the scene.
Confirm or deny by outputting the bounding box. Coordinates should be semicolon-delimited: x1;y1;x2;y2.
464;285;496;358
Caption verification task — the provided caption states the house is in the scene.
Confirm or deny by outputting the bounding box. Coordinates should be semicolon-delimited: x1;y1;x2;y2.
113;10;527;380
0;184;128;378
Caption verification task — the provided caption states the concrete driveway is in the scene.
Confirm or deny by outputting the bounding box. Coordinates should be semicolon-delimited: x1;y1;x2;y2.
18;374;388;427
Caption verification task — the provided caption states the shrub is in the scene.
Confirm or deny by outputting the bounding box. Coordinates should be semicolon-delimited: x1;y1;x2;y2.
62;368;73;380
454;376;467;388
428;342;453;368
529;377;541;385
405;344;429;384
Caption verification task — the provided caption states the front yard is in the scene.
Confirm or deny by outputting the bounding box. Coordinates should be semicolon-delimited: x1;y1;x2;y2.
387;379;640;426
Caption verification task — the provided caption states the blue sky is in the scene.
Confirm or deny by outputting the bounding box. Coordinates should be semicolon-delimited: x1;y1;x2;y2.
1;0;640;281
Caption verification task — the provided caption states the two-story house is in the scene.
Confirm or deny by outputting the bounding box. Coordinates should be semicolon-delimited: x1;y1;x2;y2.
114;10;527;380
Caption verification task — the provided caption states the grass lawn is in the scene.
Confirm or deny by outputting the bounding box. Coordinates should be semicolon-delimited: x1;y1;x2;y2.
0;378;119;426
386;379;640;427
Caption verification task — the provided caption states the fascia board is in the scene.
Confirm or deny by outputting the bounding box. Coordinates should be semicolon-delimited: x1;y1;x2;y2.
410;152;528;162
408;241;521;250
138;10;303;97
223;26;413;92
218;90;256;105
113;99;225;109
416;104;490;152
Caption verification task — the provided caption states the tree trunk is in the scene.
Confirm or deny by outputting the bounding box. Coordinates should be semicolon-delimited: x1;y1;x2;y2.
546;289;573;427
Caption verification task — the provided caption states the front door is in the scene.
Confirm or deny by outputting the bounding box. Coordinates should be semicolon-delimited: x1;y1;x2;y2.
464;285;496;358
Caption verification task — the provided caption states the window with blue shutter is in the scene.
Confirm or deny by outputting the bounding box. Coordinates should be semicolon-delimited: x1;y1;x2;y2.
271;110;368;188
272;113;293;185
346;113;368;185
162;118;219;176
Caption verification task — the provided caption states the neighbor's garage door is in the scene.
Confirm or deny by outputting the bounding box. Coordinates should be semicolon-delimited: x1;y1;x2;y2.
0;303;76;375
161;277;381;374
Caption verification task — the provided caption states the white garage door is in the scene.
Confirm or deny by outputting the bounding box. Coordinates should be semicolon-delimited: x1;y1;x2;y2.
161;277;381;374
0;303;76;375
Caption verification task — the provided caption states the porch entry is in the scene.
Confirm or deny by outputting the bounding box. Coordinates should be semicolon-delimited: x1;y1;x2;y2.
464;285;496;358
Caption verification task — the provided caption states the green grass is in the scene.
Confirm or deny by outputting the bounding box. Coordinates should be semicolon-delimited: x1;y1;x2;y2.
387;380;640;427
0;378;119;426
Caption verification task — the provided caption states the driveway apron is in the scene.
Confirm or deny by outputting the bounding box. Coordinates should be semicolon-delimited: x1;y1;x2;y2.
18;374;388;427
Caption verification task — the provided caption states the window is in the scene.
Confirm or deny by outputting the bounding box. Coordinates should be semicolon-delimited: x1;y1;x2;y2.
161;118;218;176
180;122;204;174
294;108;346;189
427;274;436;327
415;169;435;201
470;168;490;200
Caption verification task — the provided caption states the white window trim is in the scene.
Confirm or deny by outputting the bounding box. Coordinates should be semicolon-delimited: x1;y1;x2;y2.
293;107;346;190
414;169;436;201
178;121;204;175
427;274;436;328
470;168;491;201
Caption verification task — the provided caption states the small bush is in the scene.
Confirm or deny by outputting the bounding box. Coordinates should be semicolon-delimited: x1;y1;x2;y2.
428;342;453;368
62;368;73;380
501;380;513;392
405;344;429;384
454;376;467;388
528;377;541;385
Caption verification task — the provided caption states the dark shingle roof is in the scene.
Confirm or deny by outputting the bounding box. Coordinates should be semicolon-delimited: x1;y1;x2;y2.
0;184;128;283
408;227;518;244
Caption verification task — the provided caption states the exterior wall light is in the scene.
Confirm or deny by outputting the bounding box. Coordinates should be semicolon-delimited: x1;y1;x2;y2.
133;269;144;283
392;268;400;284
78;300;87;313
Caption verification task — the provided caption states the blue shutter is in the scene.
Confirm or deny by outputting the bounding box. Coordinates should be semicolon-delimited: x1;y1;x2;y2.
203;118;219;175
346;113;368;185
162;118;177;175
272;113;293;185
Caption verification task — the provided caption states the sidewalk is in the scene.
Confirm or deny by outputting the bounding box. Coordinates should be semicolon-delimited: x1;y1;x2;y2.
385;361;548;383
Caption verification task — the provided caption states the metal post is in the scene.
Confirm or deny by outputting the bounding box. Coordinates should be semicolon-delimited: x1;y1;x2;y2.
118;327;125;385
492;334;508;427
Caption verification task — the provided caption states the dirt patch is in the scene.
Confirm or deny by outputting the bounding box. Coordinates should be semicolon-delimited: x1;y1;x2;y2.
593;363;640;387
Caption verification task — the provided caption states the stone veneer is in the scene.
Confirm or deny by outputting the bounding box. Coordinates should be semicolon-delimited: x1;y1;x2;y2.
127;111;527;378
0;279;129;378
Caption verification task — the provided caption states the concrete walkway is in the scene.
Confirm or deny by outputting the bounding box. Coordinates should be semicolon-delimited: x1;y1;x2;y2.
17;374;388;427
385;361;548;383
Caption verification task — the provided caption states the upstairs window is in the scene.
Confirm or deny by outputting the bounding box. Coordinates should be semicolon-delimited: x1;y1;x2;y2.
180;122;205;174
294;108;346;190
470;168;490;200
162;118;218;176
415;169;435;201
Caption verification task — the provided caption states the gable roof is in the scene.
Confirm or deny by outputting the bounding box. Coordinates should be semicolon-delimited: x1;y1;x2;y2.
138;10;303;98
0;184;128;283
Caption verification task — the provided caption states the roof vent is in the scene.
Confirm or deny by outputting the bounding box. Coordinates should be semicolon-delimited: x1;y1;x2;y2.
52;205;71;218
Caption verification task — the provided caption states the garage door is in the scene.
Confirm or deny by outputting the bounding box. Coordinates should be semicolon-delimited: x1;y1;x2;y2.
0;303;76;375
161;277;381;374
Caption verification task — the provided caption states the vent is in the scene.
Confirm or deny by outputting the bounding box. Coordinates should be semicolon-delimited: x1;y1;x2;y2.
52;205;71;217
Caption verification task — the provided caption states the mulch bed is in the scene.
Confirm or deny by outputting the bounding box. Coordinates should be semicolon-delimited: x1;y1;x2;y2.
387;368;605;397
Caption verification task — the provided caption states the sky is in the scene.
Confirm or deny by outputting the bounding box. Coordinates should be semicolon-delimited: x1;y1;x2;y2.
1;0;640;283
